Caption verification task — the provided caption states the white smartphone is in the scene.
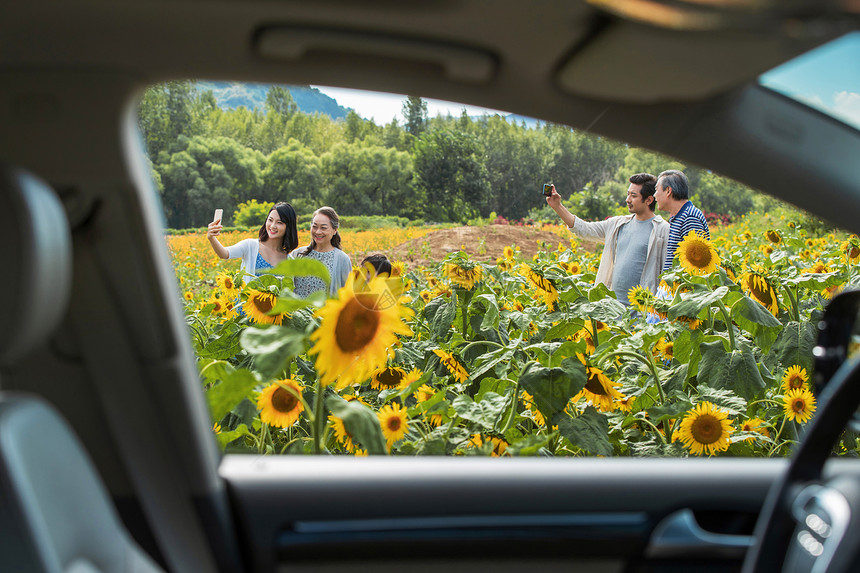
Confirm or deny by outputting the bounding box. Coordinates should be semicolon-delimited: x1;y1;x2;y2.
213;209;223;223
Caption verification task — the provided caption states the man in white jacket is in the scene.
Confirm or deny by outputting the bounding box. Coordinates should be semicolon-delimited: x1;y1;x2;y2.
546;173;669;306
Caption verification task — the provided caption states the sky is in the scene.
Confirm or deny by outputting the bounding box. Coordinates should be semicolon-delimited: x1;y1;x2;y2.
758;32;860;131
313;85;510;125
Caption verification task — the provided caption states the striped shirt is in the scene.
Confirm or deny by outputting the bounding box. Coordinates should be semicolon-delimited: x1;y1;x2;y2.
664;201;710;270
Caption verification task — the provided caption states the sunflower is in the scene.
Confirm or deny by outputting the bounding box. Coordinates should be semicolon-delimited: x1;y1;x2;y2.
675;231;720;275
413;384;435;403
257;379;304;428
781;365;809;392
216;272;239;298
571;319;609;354
503;246;515;260
654;337;674;360
444;262;482;290
628;285;653;315
309;275;414;388
370;366;421;391
496;257;514;271
740;418;770;443
243;289;288;325
184;291;194;301
391;261;405;277
739;267;779;316
329;415;355;451
207;295;226;315
784;388;817;423
765;229;782;244
213;422;222;434
519;264;559;310
433;349;469;382
468;434;509;457
677;402;734;456
419;290;432;303
841;237;860;262
803;261;830;274
521;391;546;426
567;260;582;274
572;365;625;412
378;402;409;447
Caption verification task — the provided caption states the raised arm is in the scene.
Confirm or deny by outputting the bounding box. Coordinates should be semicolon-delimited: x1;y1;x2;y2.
206;219;229;259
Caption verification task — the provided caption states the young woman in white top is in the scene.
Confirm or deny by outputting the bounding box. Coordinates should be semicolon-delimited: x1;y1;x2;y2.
289;206;352;297
207;202;299;284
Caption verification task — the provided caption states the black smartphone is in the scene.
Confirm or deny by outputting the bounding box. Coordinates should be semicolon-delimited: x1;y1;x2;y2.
542;183;553;197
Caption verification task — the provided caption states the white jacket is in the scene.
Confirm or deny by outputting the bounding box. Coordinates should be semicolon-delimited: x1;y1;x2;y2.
570;213;669;294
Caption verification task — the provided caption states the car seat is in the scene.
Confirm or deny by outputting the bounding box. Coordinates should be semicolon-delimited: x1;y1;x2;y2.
0;164;163;572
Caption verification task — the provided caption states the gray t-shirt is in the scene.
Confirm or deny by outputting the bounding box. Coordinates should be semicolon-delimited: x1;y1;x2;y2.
612;217;654;305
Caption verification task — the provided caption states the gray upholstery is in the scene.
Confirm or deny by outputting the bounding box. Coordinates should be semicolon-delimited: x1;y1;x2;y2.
0;164;72;366
0;395;163;572
0;165;163;572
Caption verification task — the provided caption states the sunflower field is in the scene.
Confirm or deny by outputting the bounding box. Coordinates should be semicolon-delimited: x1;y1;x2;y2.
172;213;860;458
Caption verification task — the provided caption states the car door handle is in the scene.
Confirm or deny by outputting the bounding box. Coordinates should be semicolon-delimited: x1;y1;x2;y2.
646;509;754;559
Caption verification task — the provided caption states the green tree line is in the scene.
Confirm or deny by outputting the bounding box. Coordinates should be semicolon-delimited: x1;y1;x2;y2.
139;81;758;229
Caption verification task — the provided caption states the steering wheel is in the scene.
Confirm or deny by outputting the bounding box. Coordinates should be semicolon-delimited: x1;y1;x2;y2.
742;291;860;573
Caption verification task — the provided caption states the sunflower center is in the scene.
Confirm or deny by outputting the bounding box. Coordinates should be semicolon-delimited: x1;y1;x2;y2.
252;294;274;314
792;399;806;413
272;387;298;413
387;417;402;432
377;368;404;387
334;295;380;352
225;278;234;289
585;373;608;396
686;242;712;267
690;414;721;444
751;283;774;306
787;377;804;390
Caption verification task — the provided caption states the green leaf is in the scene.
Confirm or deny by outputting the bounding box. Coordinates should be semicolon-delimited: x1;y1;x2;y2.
197;322;243;360
668;286;729;319
474;293;500;331
265;258;331;289
772;321;816;373
327;397;387;455
452;393;510;431
518;358;587;421
215;423;251;450
269;290;326;314
469;345;519;380
696;386;747;415
425;297;456;340
545;319;586;341
697;340;766;401
570;297;626;322
556;407;613;456
647;400;693;424
731;293;783;353
206;369;260;422
506;433;553;456
240;326;307;379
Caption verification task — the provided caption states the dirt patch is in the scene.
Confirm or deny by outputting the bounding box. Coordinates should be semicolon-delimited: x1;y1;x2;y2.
382;225;599;270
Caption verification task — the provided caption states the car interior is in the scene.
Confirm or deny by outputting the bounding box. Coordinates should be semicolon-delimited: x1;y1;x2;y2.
2;1;860;572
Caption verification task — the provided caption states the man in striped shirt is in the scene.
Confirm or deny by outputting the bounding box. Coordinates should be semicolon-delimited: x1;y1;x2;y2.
655;169;710;271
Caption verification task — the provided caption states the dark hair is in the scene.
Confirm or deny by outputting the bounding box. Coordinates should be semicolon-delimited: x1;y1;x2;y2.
657;170;689;200
629;173;658;212
361;253;392;277
300;206;342;256
258;202;299;253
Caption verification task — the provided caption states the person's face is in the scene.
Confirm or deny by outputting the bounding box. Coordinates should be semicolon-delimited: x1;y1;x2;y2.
626;183;651;215
265;210;286;241
654;178;671;210
311;214;336;247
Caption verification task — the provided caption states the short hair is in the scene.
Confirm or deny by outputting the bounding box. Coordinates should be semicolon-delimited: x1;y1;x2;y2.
657;170;689;200
629;173;657;212
360;253;392;277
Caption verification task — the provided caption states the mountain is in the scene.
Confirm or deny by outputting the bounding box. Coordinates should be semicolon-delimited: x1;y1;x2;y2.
196;81;350;120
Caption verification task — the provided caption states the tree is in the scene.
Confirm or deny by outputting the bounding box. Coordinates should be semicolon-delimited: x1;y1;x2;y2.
265;86;297;118
402;96;428;137
262;139;323;216
413;128;490;222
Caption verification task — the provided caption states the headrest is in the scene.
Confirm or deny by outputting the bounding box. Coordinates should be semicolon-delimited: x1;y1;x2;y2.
0;165;72;366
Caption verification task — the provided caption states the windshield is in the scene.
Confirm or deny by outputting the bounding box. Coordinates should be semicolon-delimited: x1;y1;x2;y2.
759;32;860;132
146;81;858;459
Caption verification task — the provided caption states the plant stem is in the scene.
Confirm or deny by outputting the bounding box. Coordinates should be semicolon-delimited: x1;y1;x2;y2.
782;284;800;322
312;378;325;455
768;416;789;457
716;300;736;351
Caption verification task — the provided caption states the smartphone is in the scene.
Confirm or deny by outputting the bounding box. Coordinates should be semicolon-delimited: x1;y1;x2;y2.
542;183;553;197
213;209;223;223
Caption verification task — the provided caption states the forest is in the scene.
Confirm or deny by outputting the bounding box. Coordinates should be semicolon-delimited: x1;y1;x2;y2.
140;81;763;229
